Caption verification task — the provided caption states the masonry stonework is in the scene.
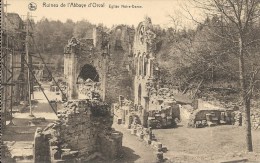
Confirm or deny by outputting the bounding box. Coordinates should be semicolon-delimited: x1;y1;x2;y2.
33;99;123;162
133;18;157;126
64;25;135;103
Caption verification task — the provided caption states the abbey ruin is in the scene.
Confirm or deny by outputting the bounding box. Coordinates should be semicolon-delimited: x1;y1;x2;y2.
2;0;260;162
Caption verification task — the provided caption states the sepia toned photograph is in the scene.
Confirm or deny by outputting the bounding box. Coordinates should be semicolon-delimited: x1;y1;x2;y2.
1;0;260;162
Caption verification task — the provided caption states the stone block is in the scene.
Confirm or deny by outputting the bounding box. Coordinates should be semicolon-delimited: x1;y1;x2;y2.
50;146;61;160
49;137;59;146
61;151;78;160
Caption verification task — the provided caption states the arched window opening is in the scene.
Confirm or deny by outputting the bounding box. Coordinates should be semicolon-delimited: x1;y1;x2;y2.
78;64;99;82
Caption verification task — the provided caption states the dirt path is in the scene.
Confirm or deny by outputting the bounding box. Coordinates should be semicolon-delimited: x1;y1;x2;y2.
113;124;158;163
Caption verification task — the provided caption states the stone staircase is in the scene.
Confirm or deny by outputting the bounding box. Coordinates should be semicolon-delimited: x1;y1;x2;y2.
2;141;33;163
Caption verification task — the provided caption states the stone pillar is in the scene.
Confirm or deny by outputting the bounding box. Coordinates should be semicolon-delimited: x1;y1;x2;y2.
149;58;153;77
71;50;78;99
66;48;78;100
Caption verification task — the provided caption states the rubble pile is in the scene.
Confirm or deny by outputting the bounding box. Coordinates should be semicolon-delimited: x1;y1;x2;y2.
251;112;260;130
128;122;167;161
78;79;101;99
233;111;242;126
149;88;174;101
121;98;134;107
157;88;174;99
187;109;242;128
33;99;123;162
130;123;152;142
248;101;260;130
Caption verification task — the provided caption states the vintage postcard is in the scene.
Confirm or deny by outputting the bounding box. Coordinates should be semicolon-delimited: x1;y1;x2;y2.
1;0;260;162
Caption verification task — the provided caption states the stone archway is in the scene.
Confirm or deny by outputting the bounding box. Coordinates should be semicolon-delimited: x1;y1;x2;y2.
78;64;99;82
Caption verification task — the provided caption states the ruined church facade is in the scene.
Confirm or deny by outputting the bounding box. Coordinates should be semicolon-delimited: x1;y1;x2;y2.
64;25;135;103
133;18;156;111
133;19;155;109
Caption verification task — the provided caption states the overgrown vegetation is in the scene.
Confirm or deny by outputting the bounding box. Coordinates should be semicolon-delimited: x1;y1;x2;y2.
156;0;260;152
33;18;95;75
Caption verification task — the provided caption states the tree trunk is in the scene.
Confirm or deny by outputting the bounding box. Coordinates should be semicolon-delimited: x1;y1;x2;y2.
238;35;253;152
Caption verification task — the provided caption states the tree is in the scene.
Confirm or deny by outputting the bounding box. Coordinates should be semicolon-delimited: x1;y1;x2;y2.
191;0;260;152
73;19;93;38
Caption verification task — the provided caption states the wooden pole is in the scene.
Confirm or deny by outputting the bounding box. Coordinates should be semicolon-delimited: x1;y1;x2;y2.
9;37;14;125
26;12;33;117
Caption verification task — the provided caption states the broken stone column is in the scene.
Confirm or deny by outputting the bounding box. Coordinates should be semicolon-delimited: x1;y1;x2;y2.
64;38;79;100
70;50;78;100
33;128;51;163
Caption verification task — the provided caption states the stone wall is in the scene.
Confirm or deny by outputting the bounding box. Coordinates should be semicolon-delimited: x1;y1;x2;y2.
106;49;135;103
33;99;123;162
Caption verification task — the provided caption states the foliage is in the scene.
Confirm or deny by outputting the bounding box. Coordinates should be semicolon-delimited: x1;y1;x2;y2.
73;19;94;38
34;18;74;53
33;18;94;74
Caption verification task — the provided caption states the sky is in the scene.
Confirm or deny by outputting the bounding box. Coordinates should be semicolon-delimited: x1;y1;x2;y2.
5;0;205;28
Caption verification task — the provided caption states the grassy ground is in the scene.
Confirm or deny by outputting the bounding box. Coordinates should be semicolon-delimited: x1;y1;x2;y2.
154;125;260;163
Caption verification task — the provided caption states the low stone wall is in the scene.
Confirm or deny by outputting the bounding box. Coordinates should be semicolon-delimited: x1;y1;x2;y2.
33;99;123;162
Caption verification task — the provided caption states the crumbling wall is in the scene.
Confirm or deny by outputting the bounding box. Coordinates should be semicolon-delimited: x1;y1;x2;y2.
34;100;123;162
149;87;175;110
105;25;135;103
64;25;135;103
251;111;260;130
109;25;135;51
